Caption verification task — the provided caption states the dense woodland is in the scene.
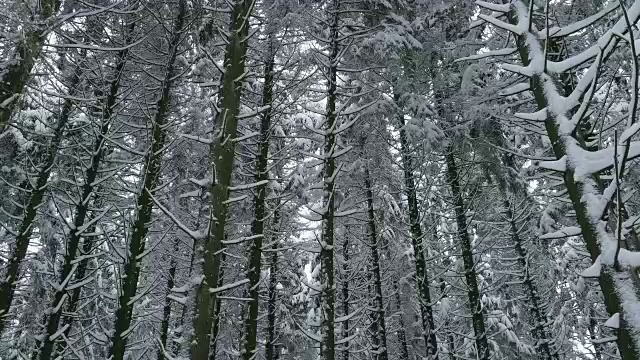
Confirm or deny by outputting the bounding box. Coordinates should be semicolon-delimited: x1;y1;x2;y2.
2;0;640;359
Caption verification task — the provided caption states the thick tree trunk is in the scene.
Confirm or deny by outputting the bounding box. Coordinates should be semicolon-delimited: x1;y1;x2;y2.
445;147;489;360
319;2;340;359
505;5;640;358
108;3;186;358
208;251;226;360
364;168;388;360
241;28;276;360
396;96;438;359
190;1;255;358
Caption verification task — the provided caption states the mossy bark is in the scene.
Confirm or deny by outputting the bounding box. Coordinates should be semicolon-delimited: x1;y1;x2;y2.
190;2;255;358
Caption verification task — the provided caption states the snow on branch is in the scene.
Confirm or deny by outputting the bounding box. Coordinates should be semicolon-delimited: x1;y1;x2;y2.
456;48;517;63
228;180;269;191
514;109;546;121
604;313;621;329
581;256;601;278
210;279;249;294
148;190;206;240
222;234;263;245
539;226;581;240
181;133;213;145
537;157;566;172
537;3;620;39
478;14;523;35
475;0;511;13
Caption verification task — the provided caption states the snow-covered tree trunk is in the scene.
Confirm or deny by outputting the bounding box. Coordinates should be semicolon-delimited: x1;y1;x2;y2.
445;146;490;360
0;44;87;336
241;23;277;360
190;1;255;358
0;0;62;128
266;204;281;360
108;2;186;358
474;1;640;357
319;2;341;359
396;96;439;359
364;166;388;360
32;21;136;360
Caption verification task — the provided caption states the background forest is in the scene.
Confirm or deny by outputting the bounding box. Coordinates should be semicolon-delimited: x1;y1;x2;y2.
1;0;640;359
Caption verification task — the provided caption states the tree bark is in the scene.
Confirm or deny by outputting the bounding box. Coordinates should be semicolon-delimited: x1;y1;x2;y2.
158;239;179;360
364;168;388;360
0;47;85;336
445;147;489;360
33;21;135;360
241;26;276;360
190;1;255;357
0;0;62;128
319;2;341;359
266;206;281;360
505;4;640;358
396;96;438;359
108;3;186;358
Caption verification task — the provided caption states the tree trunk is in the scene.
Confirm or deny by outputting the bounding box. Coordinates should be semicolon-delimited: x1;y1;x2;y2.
190;1;255;357
108;3;186;358
266;206;281;360
379;213;409;360
0;49;84;336
320;2;340;359
445;147;489;360
502;194;557;360
33;21;135;360
208;251;226;360
364;168;388;360
158;239;179;360
241;26;276;360
505;5;640;358
0;0;62;128
396;96;438;359
341;233;349;360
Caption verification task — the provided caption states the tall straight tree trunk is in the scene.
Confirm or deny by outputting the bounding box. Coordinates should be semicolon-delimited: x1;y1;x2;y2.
208;250;226;360
158;238;179;360
445;147;489;360
0;48;86;336
241;25;276;360
108;3;186;358
341;233;349;360
0;0;62;128
33;21;135;360
499;4;640;358
379;213;409;360
499;190;557;360
364;167;388;360
266;205;281;360
190;1;255;358
320;2;340;359
396;96;438;359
